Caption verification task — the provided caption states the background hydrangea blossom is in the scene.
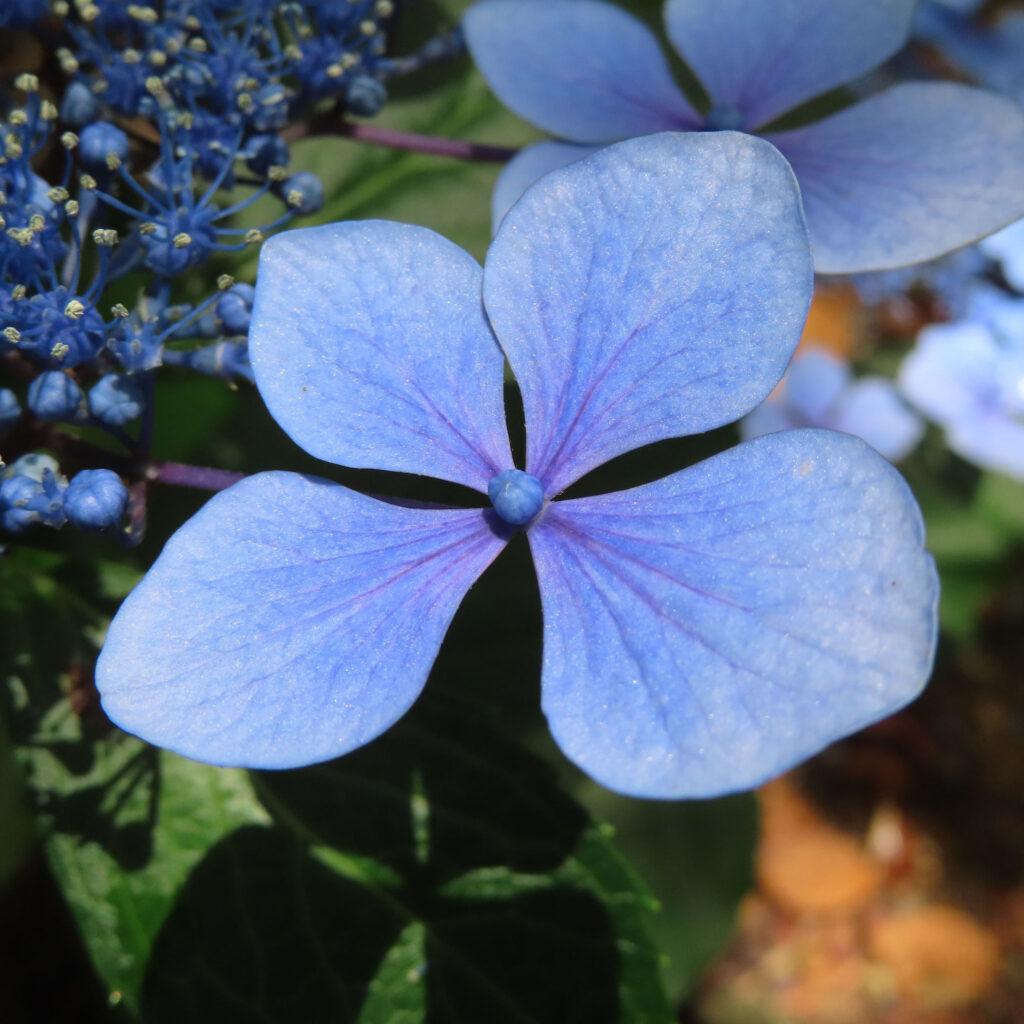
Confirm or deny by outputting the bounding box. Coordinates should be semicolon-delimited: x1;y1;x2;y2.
741;346;924;463
900;288;1024;479
463;0;1024;273
96;132;938;799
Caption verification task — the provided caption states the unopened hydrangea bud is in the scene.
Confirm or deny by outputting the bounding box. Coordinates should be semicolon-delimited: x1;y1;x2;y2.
63;469;129;532
60;81;101;127
0;388;21;432
346;76;387;118
216;283;255;335
78;122;130;175
89;374;145;426
244;133;289;176
280;172;323;215
27;371;86;422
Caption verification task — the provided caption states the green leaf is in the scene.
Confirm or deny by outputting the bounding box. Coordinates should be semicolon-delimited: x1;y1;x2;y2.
135;692;672;1023
1;549;269;1017
975;473;1024;540
0;715;34;887
575;786;757;1001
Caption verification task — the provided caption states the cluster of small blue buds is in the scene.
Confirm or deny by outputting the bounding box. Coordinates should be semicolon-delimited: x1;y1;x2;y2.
0;454;130;536
1;0;448;542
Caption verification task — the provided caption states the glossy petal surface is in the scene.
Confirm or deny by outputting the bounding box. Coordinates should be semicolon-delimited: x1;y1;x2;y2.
664;0;915;129
768;83;1024;273
529;430;938;798
97;472;507;768
491;141;597;233
463;0;698;143
484;132;812;494
249;221;512;492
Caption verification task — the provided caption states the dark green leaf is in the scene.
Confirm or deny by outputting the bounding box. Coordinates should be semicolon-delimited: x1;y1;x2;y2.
137;692;672;1024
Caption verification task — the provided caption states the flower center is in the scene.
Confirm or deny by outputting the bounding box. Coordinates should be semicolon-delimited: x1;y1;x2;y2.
703;103;746;132
487;469;544;526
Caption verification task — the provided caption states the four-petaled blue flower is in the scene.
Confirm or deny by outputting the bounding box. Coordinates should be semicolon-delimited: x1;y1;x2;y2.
463;0;1024;273
96;133;939;798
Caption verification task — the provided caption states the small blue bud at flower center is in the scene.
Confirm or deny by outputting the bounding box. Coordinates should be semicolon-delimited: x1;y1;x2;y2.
703;103;746;132
488;469;544;526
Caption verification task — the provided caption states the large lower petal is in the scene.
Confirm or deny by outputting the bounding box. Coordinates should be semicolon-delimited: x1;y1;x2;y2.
767;83;1024;274
97;473;507;768
463;0;698;143
664;0;915;130
484;131;812;494
249;221;513;492
528;430;938;798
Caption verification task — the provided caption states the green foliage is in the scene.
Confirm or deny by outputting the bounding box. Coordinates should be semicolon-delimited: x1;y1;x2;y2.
915;467;1024;640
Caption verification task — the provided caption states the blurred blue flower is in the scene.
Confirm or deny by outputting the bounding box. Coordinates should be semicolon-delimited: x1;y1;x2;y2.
914;1;1024;104
97;134;938;799
900;288;1024;478
742;346;923;463
463;0;1024;273
980;217;1024;293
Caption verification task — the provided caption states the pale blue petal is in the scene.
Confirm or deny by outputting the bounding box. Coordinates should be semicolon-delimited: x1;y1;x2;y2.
947;412;1024;479
899;322;1000;424
767;83;1024;274
830;379;923;462
491;141;597;234
739;398;796;441
664;0;915;129
783;348;850;423
899;320;1024;476
484;131;812;494
463;0;699;143
96;473;507;768
249;221;513;492
528;430;938;798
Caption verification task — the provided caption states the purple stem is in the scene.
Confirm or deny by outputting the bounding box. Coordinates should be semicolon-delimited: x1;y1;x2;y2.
295;118;519;163
147;461;245;492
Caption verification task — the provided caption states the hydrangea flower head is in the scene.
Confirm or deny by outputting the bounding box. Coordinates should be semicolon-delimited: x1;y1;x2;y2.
900;288;1024;479
742;346;924;463
463;0;1024;273
96;133;939;798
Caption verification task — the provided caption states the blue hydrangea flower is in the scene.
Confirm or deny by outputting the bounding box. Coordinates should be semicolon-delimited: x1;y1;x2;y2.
742;347;924;463
463;0;1024;274
900;288;1024;479
914;1;1024;105
96;133;939;798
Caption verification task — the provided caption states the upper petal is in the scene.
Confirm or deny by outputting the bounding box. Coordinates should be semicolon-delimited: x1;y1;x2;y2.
484;131;813;494
463;0;699;143
491;141;598;234
528;430;938;798
249;221;513;492
664;0;916;129
96;472;507;768
767;82;1024;274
